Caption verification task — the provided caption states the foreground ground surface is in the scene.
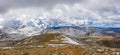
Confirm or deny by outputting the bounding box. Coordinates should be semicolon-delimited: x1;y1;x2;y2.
0;33;120;55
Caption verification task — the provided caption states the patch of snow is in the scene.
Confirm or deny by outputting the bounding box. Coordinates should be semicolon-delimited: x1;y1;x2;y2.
18;27;43;36
48;44;66;47
63;37;79;45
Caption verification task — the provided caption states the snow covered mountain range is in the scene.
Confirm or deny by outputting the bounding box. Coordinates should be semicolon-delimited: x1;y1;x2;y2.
0;12;120;29
0;25;120;41
0;15;119;41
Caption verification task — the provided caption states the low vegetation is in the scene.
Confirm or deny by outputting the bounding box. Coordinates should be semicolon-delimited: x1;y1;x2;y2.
99;38;120;48
0;33;86;55
0;33;120;55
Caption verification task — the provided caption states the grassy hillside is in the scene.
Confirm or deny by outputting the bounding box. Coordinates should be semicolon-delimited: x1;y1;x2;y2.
0;33;86;55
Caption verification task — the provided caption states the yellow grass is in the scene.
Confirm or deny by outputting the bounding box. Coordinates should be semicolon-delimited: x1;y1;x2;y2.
0;45;85;55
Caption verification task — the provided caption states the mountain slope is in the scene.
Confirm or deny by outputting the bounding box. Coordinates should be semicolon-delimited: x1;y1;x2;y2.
0;26;120;41
15;33;81;47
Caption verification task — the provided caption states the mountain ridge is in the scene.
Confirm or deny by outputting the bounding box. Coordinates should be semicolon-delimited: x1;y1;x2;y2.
0;26;120;41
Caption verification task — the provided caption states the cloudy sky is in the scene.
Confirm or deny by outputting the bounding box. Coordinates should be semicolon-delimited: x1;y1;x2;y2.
0;0;120;28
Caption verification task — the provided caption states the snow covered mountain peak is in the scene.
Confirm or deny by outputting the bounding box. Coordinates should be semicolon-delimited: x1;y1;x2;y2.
1;15;98;29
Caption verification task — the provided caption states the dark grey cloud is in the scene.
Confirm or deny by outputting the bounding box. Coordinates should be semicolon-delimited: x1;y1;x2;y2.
0;0;83;13
0;0;119;14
